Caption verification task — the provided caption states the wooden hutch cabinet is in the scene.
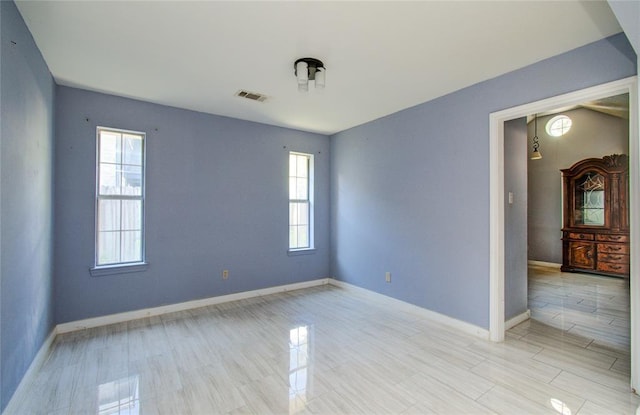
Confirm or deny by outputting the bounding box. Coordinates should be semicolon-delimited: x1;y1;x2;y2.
561;154;629;278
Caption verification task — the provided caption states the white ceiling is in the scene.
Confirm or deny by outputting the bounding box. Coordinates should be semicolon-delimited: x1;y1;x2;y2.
16;1;622;135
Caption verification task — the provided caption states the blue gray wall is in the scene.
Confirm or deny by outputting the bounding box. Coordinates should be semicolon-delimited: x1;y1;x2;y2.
504;118;528;321
0;1;56;410
330;33;636;329
55;87;330;323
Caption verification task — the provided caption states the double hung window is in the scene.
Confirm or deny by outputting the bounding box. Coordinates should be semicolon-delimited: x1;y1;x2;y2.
95;127;145;267
289;152;314;251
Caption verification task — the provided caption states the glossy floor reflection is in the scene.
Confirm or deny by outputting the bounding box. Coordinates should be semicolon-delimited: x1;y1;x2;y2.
6;276;640;414
526;264;630;354
98;375;139;414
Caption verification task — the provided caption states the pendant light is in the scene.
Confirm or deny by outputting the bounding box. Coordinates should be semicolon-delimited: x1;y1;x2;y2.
531;114;542;160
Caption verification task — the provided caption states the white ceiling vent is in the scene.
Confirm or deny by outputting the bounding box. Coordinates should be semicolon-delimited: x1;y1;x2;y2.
235;90;268;102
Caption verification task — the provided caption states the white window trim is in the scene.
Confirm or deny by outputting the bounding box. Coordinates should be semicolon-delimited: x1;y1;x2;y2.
90;262;148;277
288;151;315;254
90;126;147;276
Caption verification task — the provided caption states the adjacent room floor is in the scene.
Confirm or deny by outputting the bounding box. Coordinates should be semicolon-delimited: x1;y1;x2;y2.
525;263;631;359
5;268;639;414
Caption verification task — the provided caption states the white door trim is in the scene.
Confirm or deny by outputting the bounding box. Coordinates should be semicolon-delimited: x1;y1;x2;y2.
489;76;639;392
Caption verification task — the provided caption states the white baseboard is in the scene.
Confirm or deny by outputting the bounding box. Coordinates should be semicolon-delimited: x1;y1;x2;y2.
328;279;490;340
4;329;56;414
528;260;562;268
57;278;330;334
505;309;531;330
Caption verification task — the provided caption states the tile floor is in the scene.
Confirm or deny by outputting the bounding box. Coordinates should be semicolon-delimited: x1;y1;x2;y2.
525;264;631;356
5;267;639;414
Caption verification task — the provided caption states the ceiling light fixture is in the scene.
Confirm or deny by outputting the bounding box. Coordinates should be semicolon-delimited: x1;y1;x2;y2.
531;113;542;160
294;57;325;92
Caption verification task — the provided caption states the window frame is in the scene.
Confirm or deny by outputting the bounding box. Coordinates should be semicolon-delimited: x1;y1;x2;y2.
91;126;147;275
546;114;572;137
288;151;315;253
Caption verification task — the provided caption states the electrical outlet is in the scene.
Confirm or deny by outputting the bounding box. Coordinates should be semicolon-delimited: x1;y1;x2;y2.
222;269;229;280
385;272;391;283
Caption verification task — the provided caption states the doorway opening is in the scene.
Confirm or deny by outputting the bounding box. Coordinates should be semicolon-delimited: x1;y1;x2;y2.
489;76;639;392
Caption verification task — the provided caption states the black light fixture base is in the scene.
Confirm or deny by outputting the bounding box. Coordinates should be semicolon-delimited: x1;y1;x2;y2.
294;58;325;80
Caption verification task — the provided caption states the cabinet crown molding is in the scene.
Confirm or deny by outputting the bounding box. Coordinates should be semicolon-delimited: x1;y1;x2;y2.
603;153;628;168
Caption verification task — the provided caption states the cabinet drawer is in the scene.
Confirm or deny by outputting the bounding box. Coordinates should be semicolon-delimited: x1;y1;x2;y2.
567;232;594;241
597;252;629;263
596;234;629;243
597;243;629;254
597;261;629;275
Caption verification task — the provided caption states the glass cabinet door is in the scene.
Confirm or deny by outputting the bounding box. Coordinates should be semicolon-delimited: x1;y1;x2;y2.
574;171;605;226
